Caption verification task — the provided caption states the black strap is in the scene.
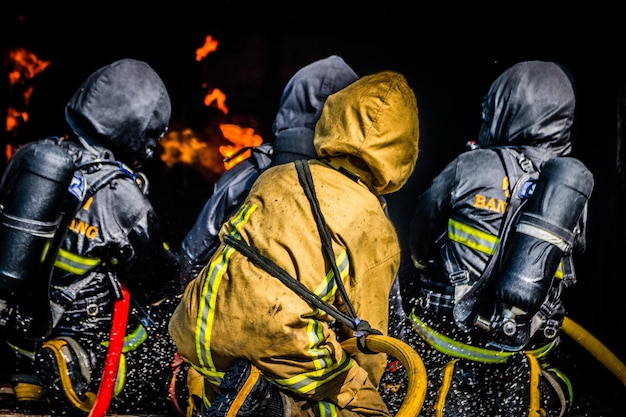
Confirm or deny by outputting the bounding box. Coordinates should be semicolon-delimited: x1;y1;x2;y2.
453;148;535;327
223;159;382;354
294;160;381;352
294;160;358;321
223;234;355;329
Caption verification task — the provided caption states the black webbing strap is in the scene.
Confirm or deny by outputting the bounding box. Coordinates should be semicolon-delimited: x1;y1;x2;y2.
294;160;357;320
76;162;136;301
223;234;354;329
223;159;382;354
453;148;535;328
295;160;382;352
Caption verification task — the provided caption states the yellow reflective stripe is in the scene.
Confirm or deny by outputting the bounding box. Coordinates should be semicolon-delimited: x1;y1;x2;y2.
121;324;147;352
449;218;564;280
54;248;101;275
408;310;556;363
307;249;349;371
101;324;147;353
5;340;35;360
448;218;499;255
272;352;354;394
195;203;256;387
555;262;564;279
317;401;337;417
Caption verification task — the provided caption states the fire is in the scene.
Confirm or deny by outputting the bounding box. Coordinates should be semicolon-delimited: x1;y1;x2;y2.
7;47;51;88
4;47;51;159
204;88;229;114
159;128;227;183
219;124;263;170
158;33;265;181
196;35;219;62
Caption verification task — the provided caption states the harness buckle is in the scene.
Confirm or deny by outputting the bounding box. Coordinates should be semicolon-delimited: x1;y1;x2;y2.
417;289;454;313
449;270;470;285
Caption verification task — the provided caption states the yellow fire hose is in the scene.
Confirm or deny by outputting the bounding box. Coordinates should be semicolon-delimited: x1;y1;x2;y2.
562;316;626;386
342;335;427;417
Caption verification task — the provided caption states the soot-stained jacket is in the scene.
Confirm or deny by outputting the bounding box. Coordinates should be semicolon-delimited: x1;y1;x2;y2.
169;71;419;410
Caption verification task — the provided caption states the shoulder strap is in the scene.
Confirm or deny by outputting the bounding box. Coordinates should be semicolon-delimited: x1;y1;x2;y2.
223;160;381;353
452;148;537;329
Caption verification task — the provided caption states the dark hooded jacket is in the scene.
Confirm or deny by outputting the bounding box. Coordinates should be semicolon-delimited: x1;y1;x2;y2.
178;55;358;288
52;58;177;312
0;59;179;415
408;60;590;348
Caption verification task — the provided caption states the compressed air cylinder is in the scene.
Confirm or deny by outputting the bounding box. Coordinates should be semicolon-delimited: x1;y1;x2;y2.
0;142;75;298
493;157;594;318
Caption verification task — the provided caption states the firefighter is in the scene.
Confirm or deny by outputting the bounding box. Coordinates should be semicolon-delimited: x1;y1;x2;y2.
178;55;358;290
168;71;419;417
398;60;594;416
0;58;179;415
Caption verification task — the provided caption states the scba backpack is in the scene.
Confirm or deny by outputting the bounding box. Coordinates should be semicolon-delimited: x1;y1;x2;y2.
0;137;78;341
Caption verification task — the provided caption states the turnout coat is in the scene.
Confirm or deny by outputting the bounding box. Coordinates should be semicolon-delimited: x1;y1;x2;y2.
169;71;419;416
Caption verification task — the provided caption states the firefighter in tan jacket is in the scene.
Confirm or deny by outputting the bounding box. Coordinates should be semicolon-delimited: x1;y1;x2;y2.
169;70;419;417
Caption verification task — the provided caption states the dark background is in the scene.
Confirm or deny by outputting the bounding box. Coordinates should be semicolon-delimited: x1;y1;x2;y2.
2;5;626;415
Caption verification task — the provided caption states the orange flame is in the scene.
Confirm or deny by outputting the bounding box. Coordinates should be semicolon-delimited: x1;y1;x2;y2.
204;88;229;114
158;33;265;181
7;47;51;88
196;35;219;62
218;124;263;170
159;128;227;183
4;47;51;159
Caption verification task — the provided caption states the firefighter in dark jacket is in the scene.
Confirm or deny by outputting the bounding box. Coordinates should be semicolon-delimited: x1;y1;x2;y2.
403;60;594;416
178;55;359;290
0;58;179;415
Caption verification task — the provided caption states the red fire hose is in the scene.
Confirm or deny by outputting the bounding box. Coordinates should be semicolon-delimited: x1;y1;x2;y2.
88;282;131;417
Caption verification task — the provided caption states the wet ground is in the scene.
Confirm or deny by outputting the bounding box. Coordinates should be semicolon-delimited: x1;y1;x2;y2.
0;306;624;416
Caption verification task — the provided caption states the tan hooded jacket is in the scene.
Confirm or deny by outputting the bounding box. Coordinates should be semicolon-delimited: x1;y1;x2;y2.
169;71;418;407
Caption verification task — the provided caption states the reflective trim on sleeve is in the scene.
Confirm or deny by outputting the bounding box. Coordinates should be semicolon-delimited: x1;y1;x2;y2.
317;400;338;417
271;353;354;395
54;248;101;275
448;218;564;280
448;218;499;255
194;204;257;386
101;324;147;353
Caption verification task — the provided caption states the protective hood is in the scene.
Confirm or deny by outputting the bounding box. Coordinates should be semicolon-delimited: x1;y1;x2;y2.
315;70;419;195
271;55;358;165
477;60;575;156
65;58;171;166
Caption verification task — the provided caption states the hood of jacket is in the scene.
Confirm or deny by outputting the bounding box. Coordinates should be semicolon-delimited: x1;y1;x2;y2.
271;55;358;165
314;70;419;196
65;58;171;167
477;60;575;156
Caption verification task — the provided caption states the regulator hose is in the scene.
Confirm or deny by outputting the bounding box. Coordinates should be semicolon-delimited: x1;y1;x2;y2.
342;334;427;417
562;316;626;387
